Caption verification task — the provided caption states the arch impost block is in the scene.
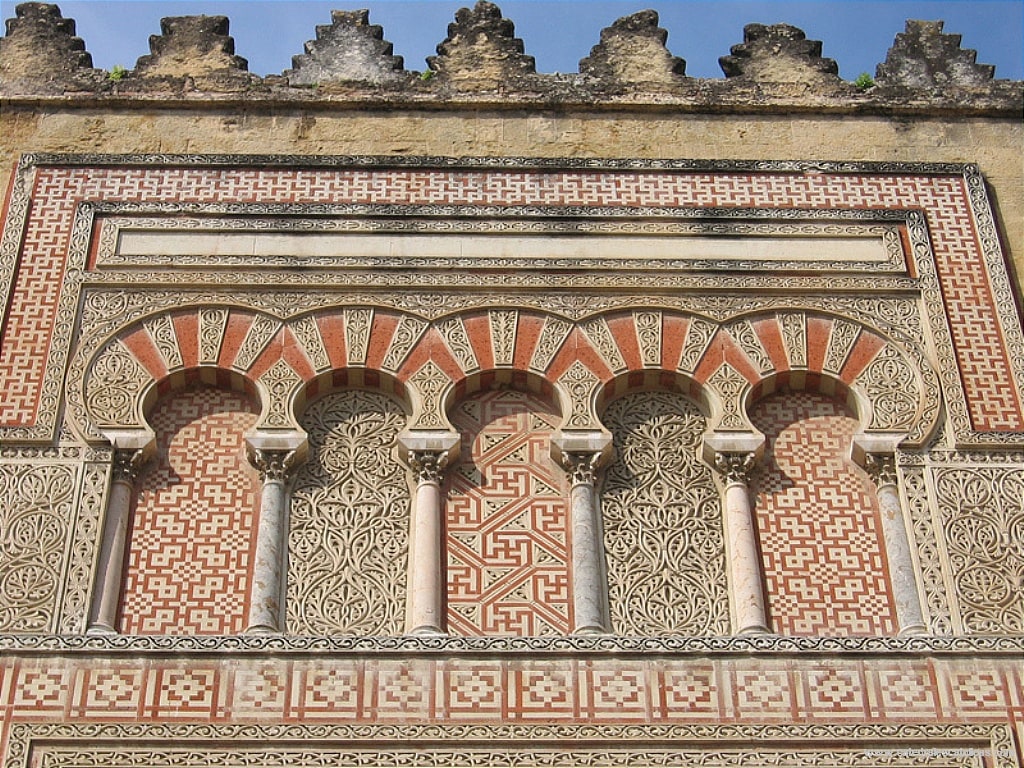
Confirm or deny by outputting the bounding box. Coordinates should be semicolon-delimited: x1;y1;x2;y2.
701;431;765;470
849;431;907;466
245;429;309;466
397;430;461;464
550;430;613;468
100;428;157;459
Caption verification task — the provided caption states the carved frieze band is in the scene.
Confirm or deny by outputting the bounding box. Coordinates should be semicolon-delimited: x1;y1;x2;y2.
74;306;942;446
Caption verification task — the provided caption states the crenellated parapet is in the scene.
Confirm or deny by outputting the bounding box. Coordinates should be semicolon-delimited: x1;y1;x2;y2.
719;23;840;85
0;1;1019;113
283;9;408;87
130;14;253;89
578;10;687;92
876;19;997;88
425;1;536;91
0;2;100;91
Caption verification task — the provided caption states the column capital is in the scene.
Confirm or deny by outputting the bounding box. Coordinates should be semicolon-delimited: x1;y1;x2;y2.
561;451;602;487
111;447;148;484
248;448;298;483
863;452;899;488
713;451;758;485
408;450;449;484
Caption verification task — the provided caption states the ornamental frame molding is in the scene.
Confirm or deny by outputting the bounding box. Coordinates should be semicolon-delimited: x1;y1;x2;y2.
4;722;1019;768
0;155;1020;448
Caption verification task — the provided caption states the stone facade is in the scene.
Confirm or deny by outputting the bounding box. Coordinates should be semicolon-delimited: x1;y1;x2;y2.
0;3;1022;764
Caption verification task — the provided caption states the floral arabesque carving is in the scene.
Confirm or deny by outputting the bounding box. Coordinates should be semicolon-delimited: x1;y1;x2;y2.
83;339;152;429
935;466;1024;634
600;391;730;636
287;389;410;635
0;464;77;632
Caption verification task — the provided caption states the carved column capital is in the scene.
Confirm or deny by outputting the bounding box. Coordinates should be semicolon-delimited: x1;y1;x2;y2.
408;450;449;484
562;451;601;487
713;452;757;485
249;449;297;484
111;448;147;485
863;453;899;488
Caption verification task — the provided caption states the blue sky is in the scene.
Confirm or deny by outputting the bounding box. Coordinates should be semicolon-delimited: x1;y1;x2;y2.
3;0;1021;80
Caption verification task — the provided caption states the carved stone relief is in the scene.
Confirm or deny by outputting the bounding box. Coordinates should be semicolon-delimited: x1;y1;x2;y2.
856;343;921;432
436;316;480;373
289;315;331;373
778;312;806;368
678;318;717;373
287;390;410;635
199;307;229;364
84;339;151;429
823;318;860;375
233;315;281;372
706;362;749;430
529;316;572;373
0;463;78;632
257;359;300;429
633;310;662;367
600;391;729;635
933;466;1024;634
381;315;428;372
581;316;627;373
406;360;450;429
559;361;601;429
489;309;518;367
343;307;373;365
143;313;182;371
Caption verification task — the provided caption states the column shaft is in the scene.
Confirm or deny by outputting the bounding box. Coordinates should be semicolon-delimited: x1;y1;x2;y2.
565;452;610;634
716;453;770;635
246;450;294;634
407;451;447;635
866;454;927;635
88;449;144;634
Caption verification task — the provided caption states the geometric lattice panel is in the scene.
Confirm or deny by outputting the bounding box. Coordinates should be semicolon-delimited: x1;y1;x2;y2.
446;389;570;636
119;387;260;635
287;389;410;635
600;391;729;636
749;392;898;637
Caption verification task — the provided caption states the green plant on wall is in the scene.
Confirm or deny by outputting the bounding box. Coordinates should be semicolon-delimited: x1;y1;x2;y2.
854;72;875;90
108;64;128;82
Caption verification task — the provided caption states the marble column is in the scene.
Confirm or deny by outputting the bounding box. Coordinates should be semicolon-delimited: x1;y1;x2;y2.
714;451;770;635
406;450;449;635
245;448;297;634
864;452;927;636
88;447;147;634
563;451;611;634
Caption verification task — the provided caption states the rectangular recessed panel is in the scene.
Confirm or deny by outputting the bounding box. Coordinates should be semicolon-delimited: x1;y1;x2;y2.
116;231;889;263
